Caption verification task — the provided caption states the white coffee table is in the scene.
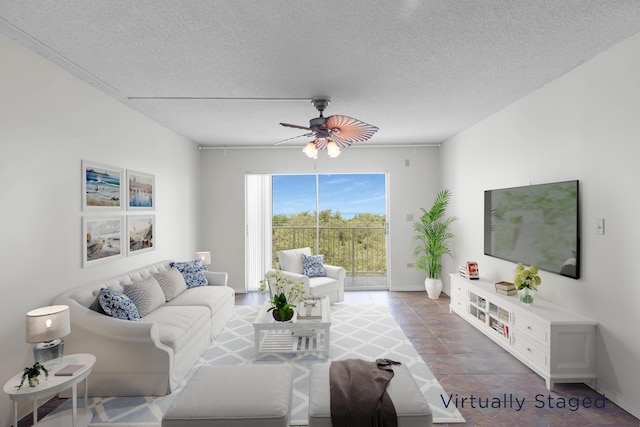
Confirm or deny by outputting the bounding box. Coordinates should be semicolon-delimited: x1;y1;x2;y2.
253;296;331;356
3;353;95;427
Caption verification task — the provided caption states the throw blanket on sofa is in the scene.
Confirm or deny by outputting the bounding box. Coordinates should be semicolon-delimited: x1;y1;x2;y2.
330;359;401;427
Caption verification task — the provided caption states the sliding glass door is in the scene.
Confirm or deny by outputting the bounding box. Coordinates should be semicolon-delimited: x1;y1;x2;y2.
272;173;388;290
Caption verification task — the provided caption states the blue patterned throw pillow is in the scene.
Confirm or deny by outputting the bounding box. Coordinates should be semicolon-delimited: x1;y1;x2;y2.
170;259;208;288
302;254;325;277
98;288;140;321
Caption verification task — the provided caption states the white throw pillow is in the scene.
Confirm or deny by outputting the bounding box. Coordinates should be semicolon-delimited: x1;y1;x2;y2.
278;247;311;274
153;267;187;301
123;276;165;317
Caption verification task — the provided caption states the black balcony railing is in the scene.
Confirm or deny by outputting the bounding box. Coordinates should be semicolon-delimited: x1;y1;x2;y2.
272;225;387;276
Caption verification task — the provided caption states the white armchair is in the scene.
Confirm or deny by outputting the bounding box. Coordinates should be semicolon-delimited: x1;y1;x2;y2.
267;247;345;303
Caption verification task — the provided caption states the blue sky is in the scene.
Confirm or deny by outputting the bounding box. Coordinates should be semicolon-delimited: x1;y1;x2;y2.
272;174;386;218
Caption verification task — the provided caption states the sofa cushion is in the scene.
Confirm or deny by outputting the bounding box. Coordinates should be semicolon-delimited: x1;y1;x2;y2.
142;305;210;352
278;247;311;274
166;285;232;314
123;276;166;317
302;253;325;277
89;292;106;314
98;288;140;321
308;276;338;296
170;260;208;288
153;267;187;301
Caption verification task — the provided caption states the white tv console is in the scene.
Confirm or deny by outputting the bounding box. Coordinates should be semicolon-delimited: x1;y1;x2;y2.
449;274;597;389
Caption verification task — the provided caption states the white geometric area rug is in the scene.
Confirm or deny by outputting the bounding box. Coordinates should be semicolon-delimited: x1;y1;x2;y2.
49;304;464;426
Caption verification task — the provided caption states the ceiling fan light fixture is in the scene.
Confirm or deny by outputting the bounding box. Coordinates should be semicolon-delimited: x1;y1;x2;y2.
279;97;377;159
303;142;318;159
327;140;341;158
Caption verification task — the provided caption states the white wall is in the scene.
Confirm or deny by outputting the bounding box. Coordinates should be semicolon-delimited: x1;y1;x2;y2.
200;146;441;293
0;35;201;426
441;32;640;418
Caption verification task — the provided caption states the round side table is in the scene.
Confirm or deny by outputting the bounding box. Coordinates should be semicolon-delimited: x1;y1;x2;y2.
3;353;95;427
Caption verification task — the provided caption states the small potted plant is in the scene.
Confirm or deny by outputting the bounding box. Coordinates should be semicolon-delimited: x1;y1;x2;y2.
413;189;458;299
514;264;541;304
259;271;306;321
16;362;49;389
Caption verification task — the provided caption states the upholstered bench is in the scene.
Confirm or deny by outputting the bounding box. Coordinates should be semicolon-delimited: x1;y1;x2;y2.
162;364;293;427
308;362;433;427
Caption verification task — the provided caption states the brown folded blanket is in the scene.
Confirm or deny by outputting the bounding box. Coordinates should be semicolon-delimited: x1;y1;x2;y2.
330;359;401;427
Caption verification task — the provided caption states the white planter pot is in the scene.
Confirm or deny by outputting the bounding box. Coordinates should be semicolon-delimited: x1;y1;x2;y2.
424;278;442;299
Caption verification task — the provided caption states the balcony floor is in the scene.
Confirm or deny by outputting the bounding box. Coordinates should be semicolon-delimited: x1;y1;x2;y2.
344;274;388;290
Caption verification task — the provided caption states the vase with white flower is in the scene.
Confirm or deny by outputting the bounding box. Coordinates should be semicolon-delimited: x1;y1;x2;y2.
259;271;306;321
514;264;541;304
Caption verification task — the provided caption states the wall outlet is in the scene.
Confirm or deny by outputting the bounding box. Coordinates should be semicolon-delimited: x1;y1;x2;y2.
406;262;414;268
406;213;414;222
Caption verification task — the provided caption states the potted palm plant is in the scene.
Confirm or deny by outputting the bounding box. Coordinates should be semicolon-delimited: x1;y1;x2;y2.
413;189;458;299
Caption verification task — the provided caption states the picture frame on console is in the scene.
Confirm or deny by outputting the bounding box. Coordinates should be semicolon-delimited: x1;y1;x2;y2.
127;215;155;256
81;160;124;211
126;170;155;211
82;216;124;267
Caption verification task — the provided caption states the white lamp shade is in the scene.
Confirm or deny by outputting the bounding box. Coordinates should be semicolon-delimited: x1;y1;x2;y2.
26;305;70;343
196;251;211;266
326;141;341;158
302;142;318;159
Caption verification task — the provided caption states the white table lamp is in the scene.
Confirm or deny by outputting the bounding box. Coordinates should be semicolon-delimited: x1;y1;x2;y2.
196;251;211;269
26;305;70;366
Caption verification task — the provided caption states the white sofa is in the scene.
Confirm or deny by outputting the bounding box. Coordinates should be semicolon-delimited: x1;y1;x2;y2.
52;260;234;397
268;247;345;303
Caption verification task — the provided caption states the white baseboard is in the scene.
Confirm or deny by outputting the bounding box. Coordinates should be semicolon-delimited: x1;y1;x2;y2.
594;381;640;419
388;284;425;292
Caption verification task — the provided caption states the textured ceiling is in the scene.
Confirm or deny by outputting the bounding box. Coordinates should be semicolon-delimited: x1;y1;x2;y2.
2;1;640;148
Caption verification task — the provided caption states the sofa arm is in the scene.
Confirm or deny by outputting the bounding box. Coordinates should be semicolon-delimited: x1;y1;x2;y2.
323;264;346;280
204;270;228;287
323;264;345;302
56;299;171;376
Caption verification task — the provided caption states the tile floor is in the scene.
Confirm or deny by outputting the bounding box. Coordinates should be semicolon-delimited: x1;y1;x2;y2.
240;290;639;427
20;290;639;427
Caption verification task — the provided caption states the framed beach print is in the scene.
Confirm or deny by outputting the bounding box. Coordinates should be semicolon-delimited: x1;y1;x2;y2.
127;215;155;256
82;216;124;267
82;160;124;211
127;170;155;210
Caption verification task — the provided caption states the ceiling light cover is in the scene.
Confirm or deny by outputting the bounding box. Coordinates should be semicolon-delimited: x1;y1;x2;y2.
303;142;319;159
326;141;341;158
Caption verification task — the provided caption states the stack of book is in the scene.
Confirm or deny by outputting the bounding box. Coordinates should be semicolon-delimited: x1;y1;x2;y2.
458;265;469;278
495;281;517;296
458;262;479;279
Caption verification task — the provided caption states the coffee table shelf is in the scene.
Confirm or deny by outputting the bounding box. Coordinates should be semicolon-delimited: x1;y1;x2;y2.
253;296;331;356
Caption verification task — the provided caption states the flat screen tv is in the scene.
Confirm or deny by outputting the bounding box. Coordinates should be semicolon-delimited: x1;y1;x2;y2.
484;180;580;279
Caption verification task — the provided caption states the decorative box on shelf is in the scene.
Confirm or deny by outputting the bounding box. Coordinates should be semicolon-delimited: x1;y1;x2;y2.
495;281;517;296
297;298;323;320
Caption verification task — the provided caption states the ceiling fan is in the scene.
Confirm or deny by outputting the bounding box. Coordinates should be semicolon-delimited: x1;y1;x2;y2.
277;97;379;158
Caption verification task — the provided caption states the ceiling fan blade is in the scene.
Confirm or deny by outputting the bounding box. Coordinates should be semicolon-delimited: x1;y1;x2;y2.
313;138;329;150
274;133;313;146
325;115;379;146
280;122;313;131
